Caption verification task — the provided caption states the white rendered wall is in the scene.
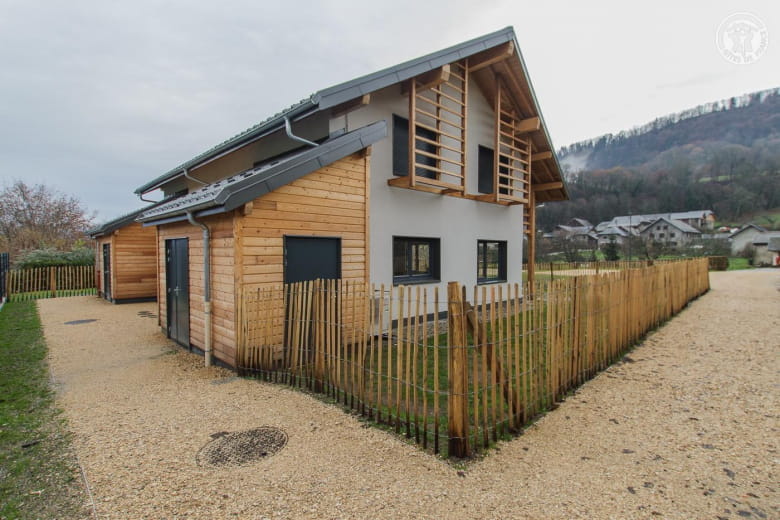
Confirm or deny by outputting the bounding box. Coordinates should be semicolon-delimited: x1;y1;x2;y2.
331;79;526;294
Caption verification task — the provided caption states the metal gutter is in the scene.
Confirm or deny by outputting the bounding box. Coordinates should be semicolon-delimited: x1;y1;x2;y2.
186;211;213;368
134;102;318;195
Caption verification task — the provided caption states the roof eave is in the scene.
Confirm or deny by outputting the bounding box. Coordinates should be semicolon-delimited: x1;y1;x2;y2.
133;99;319;195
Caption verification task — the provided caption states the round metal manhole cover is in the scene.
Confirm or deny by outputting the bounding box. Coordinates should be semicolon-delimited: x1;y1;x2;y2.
196;427;287;467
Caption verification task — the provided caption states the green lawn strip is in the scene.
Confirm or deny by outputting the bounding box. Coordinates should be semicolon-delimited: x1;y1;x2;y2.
0;302;87;519
727;257;752;271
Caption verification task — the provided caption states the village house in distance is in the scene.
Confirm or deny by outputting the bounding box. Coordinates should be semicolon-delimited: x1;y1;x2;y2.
550;210;716;247
123;27;568;368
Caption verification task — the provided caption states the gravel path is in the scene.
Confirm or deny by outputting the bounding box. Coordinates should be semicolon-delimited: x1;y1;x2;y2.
41;270;779;519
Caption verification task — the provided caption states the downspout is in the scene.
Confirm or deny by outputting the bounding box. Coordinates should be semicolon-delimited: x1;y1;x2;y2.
284;116;319;147
186;211;212;367
139;193;160;203
183;167;208;186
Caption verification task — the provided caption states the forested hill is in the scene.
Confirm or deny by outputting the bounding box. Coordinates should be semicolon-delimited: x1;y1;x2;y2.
540;88;780;231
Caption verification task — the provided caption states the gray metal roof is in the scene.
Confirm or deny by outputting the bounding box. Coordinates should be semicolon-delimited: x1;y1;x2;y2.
729;223;767;238
138;120;386;225
608;210;713;229
640;217;701;234
597;226;629;237
135;27;564;197
752;232;780;246
88;199;174;238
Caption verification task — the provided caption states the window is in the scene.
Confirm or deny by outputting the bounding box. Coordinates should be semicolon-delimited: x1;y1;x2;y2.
392;115;437;178
477;240;507;284
477;145;509;195
670;232;676;238
393;237;440;284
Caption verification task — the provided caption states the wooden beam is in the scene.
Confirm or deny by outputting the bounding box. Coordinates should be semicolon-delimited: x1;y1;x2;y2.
514;117;540;133
469;42;514;73
330;94;371;117
402;65;451;94
388;176;411;188
419;64;450;91
527;190;536;291
531;151;553;162
533;181;564;192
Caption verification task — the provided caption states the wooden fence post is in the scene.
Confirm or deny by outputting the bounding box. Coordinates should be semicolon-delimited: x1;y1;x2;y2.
447;282;469;458
49;266;56;298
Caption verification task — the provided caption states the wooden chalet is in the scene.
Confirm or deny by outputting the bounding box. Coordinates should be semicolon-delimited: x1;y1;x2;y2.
88;207;159;303
134;27;569;368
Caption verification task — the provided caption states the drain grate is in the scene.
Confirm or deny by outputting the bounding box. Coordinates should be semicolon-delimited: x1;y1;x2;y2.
64;319;98;325
196;426;287;467
137;311;157;319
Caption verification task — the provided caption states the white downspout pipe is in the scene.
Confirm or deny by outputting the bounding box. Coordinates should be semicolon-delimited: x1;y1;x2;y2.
186;211;212;367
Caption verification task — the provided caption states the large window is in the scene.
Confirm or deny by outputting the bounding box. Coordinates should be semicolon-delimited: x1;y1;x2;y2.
393;236;440;284
392;115;437;179
477;240;507;284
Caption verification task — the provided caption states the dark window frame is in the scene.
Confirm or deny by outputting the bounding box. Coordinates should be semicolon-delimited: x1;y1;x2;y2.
392;236;441;285
477;145;510;195
477;239;507;284
392;114;437;179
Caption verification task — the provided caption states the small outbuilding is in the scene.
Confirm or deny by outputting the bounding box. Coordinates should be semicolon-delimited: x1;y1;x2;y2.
752;233;780;267
728;223;767;256
88;206;159;303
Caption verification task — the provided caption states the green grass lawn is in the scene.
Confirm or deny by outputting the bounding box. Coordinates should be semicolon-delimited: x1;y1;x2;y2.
727;257;753;270
0;302;86;519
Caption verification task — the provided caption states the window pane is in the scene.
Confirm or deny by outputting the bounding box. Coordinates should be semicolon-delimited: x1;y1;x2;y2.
393;237;439;284
411;243;430;275
393;238;407;276
477;240;506;283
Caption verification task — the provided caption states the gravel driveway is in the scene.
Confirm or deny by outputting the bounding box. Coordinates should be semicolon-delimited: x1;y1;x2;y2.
41;270;779;519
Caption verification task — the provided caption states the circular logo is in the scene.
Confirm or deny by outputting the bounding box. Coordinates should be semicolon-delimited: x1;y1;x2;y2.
716;12;769;64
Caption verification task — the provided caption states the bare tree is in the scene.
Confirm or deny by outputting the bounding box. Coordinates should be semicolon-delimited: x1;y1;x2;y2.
0;181;95;257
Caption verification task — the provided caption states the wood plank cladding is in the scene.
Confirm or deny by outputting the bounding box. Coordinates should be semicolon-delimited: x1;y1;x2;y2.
237;153;369;289
95;222;157;301
111;222;158;300
154;151;369;370
157;215;236;367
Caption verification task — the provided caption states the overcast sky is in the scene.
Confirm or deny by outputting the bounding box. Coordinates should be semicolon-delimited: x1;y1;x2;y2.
1;0;778;221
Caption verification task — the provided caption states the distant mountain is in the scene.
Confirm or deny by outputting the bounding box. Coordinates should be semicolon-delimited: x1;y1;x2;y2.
539;88;780;231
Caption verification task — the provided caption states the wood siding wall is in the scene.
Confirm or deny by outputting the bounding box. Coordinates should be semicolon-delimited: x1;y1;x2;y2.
154;151;369;369
112;222;157;300
237;152;370;289
157;215;237;366
94;223;157;301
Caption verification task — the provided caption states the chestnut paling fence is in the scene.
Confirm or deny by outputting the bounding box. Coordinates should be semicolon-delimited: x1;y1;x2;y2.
236;258;709;457
6;265;96;301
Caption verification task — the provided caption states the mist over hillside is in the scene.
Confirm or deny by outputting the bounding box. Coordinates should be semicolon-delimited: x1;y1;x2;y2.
540;88;780;231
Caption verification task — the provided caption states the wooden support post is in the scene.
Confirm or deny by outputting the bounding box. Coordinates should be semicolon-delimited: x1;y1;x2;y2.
50;265;56;298
493;78;502;203
527;190;537;291
408;80;417;188
447;282;469;458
